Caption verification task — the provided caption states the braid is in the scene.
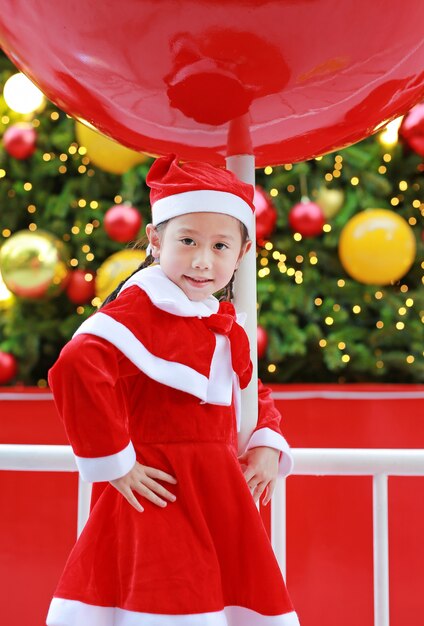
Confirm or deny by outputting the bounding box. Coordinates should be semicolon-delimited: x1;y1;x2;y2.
219;272;235;302
99;253;155;309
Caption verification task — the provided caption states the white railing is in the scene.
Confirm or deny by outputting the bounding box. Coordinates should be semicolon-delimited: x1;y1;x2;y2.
1;445;424;626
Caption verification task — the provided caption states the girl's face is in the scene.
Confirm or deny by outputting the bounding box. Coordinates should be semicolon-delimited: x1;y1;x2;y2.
146;212;251;301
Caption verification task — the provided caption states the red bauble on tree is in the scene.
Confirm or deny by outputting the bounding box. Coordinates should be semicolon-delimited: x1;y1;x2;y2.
254;186;278;242
0;351;18;384
66;269;96;304
288;199;325;237
2;122;37;160
399;103;424;157
104;204;143;243
257;325;268;359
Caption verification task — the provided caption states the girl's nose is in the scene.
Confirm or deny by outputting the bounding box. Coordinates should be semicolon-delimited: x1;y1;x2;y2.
192;249;211;269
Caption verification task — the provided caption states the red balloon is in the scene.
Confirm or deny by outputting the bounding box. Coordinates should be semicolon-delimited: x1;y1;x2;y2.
0;351;18;384
399;103;424;156
257;325;268;360
1;2;424;166
2;123;37;159
288;201;325;237
66;269;96;304
104;205;143;243
254;186;277;241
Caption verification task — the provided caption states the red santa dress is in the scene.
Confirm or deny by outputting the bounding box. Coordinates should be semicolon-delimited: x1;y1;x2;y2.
46;264;300;626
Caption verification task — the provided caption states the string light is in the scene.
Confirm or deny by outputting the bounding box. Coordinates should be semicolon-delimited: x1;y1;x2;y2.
352;305;361;314
28;223;37;231
396;321;405;330
314;298;322;306
78;199;87;208
264;166;273;175
71;226;80;235
319;339;327;347
114;195;123;203
375;291;383;299
3;72;45;113
406;298;414;307
23;182;32;191
2;229;11;237
325;316;334;325
76;306;85;314
376;361;384;369
0;169;6;178
70;258;78;267
341;354;350;363
58;165;67;174
338;342;346;350
337;279;345;288
267;364;277;373
376;321;384;329
50;111;60;121
398;307;407;315
351;177;359;186
264;242;273;250
270;188;278;197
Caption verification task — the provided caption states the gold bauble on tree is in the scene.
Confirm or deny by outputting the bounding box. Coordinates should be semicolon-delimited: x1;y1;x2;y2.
315;187;345;219
75;122;147;175
0;230;70;299
338;209;416;285
95;248;146;303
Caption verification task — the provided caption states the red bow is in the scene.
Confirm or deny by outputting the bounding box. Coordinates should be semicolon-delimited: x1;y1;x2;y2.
204;301;252;389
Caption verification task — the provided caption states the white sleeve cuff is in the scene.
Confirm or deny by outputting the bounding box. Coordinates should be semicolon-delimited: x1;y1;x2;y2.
75;441;136;483
245;427;294;477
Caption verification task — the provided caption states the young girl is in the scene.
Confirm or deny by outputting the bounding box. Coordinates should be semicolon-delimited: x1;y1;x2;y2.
46;153;300;626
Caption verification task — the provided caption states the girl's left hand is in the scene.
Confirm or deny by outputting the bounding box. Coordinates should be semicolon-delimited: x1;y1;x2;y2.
237;446;280;506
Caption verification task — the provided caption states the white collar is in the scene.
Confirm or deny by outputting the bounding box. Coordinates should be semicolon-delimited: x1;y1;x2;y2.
117;264;220;318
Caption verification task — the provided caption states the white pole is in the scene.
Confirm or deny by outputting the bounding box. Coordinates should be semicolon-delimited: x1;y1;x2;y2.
373;473;390;626
225;153;258;453
77;477;92;537
272;477;287;579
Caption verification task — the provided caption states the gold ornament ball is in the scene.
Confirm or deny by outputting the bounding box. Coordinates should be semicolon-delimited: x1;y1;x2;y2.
315;187;345;219
0;230;70;299
95;248;146;303
339;209;416;285
75;122;147;175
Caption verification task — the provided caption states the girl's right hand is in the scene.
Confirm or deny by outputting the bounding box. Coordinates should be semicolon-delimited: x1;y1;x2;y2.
110;461;178;512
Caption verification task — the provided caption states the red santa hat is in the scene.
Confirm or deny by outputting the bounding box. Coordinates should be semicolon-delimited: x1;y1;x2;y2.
146;153;255;237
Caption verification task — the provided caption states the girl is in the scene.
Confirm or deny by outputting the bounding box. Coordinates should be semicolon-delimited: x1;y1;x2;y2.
46;153;300;626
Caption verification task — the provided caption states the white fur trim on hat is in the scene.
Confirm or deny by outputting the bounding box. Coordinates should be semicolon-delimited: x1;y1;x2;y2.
152;189;254;237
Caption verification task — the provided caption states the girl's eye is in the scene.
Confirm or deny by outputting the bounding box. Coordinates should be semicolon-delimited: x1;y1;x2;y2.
181;238;195;246
214;242;229;250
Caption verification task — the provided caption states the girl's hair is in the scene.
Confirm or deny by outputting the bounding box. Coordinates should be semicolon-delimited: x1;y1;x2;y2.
99;220;249;309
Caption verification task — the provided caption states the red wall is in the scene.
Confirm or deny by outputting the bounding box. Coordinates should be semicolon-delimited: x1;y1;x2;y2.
1;384;424;626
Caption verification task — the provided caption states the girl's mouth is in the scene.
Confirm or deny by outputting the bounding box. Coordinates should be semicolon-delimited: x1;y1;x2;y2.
184;275;212;287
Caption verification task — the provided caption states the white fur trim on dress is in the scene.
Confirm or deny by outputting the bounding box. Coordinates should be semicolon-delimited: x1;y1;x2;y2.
75;440;136;483
73;313;233;407
152;189;254;238
245;428;294;478
46;598;301;626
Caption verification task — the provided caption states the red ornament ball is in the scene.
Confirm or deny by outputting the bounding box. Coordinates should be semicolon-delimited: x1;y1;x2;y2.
399;103;424;157
104;204;143;243
254;186;278;241
0;351;18;384
288;200;325;237
257;325;268;359
2;122;37;160
66;269;96;304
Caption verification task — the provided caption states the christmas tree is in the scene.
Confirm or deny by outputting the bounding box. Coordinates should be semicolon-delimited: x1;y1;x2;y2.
0;50;423;385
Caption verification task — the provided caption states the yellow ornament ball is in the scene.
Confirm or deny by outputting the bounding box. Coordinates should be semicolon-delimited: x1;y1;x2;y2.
75;121;147;175
0;230;70;298
315;187;345;219
95;248;146;303
339;209;416;285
